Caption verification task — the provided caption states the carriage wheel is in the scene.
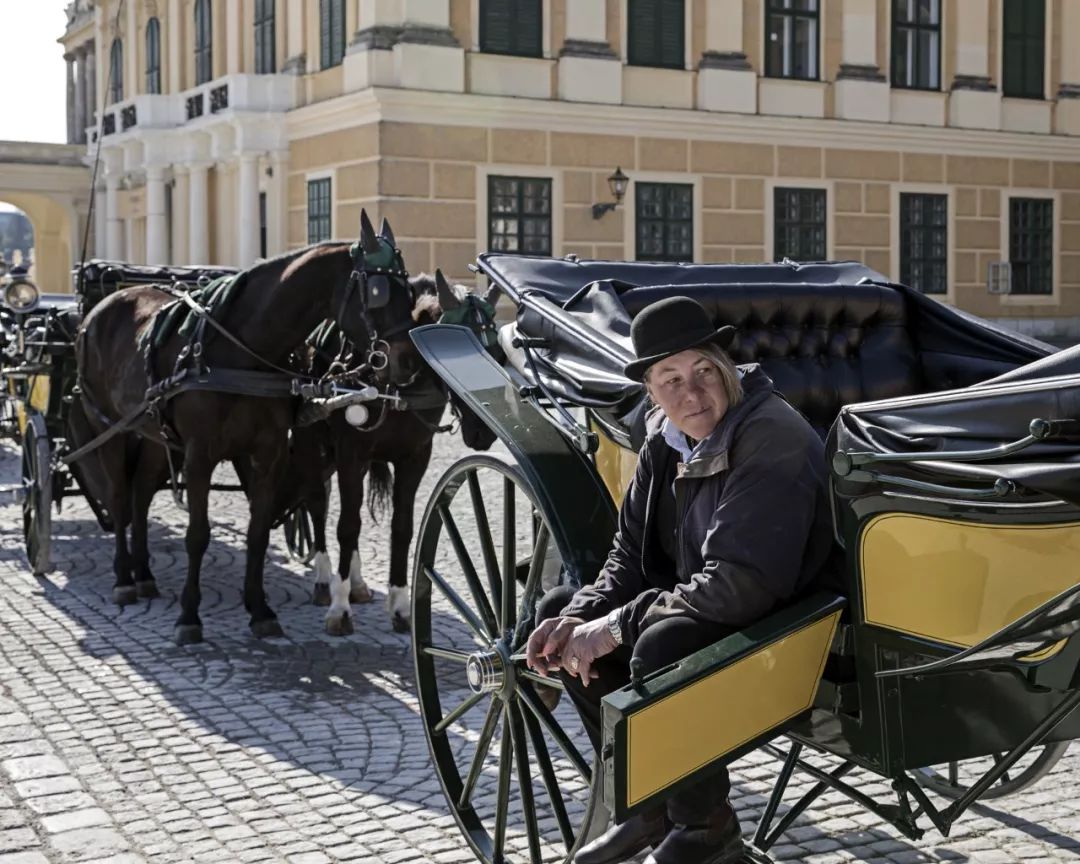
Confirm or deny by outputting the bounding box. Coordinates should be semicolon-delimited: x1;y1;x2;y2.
21;413;51;576
413;453;605;864
915;742;1069;800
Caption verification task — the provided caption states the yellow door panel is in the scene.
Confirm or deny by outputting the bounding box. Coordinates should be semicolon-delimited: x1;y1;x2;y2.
625;612;840;806
860;513;1080;648
591;421;638;508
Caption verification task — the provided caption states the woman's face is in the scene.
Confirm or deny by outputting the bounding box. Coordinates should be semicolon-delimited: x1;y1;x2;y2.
646;349;730;441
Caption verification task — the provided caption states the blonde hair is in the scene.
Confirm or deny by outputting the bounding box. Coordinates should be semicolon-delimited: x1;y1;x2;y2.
646;344;743;408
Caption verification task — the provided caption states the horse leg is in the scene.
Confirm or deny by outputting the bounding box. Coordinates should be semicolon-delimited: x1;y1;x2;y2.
243;437;287;639
175;446;212;645
310;482;333;607
99;437;135;607
131;443;166;599
386;446;430;633
328;456;367;636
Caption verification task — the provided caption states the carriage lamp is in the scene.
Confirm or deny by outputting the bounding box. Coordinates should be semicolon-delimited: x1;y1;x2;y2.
1;274;40;313
592;167;629;219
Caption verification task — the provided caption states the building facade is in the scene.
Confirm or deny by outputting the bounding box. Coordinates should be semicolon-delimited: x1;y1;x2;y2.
60;0;1080;341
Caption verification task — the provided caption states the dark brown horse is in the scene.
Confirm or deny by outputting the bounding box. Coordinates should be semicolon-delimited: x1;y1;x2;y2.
280;270;500;635
72;212;417;644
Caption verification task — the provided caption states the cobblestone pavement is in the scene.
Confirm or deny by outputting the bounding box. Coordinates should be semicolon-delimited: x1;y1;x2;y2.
0;432;1078;864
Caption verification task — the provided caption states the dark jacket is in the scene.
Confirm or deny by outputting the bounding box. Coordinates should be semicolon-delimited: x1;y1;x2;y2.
561;365;839;646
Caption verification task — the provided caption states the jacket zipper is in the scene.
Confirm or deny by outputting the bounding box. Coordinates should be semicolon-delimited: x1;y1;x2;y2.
674;473;689;581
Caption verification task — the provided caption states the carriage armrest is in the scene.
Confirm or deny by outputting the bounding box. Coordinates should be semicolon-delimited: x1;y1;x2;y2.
600;591;845;822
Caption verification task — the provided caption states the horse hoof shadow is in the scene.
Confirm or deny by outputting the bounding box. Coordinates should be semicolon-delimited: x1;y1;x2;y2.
312;583;331;606
135;580;160;599
325;614;354;637
251;618;284;639
174;624;203;645
113;586;138;607
391;614;410;634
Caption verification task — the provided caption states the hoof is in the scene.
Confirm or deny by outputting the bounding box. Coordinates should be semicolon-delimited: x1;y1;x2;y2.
350;585;374;604
251;618;284;639
135;580;159;599
391;613;410;634
113;585;138;607
325;614;354;637
174;624;203;645
312;582;331;606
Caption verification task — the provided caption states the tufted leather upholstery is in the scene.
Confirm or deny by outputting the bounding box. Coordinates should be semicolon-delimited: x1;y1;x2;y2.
620;282;922;436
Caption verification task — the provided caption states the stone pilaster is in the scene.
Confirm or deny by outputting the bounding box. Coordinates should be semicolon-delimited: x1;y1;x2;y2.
948;0;1000;130
558;0;620;104
697;0;754;113
833;0;888;122
1055;0;1080;134
65;54;76;144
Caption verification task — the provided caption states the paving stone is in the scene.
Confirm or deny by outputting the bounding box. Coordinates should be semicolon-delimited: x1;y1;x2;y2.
40;808;112;834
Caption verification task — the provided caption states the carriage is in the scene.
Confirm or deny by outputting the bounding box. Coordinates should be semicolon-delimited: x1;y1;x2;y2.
406;253;1080;862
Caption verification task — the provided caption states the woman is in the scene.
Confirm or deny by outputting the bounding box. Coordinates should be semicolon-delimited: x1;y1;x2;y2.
526;295;837;864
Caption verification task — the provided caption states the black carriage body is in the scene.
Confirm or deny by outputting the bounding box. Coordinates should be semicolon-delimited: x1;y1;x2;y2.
413;252;1080;852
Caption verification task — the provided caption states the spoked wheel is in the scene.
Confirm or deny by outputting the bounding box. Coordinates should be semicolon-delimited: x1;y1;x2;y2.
21;413;51;576
283;480;330;565
413;454;605;864
915;742;1069;800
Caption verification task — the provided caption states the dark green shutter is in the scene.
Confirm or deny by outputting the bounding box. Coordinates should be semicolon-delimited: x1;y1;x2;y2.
1003;0;1044;99
628;0;684;69
480;0;541;57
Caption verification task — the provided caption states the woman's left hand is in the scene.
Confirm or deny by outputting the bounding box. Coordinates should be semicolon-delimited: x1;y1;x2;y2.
563;618;618;687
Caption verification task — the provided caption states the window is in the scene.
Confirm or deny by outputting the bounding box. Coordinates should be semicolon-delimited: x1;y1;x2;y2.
488;176;552;255
195;0;213;85
900;193;947;294
307;178;332;244
774;187;826;261
145;19;161;94
319;0;346;70
108;39;123;103
1009;198;1053;295
765;0;819;80
1003;0;1045;99
255;0;276;74
636;183;693;262
259;192;268;259
479;0;542;57
892;0;940;90
627;0;685;70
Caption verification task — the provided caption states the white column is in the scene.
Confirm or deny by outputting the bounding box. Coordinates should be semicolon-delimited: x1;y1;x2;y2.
284;0;306;73
168;0;183;92
94;182;108;258
237;154;260;266
172;166;190;263
74;49;88;143
1057;0;1080;134
85;45;97;130
145;166;169;265
949;0;1000;130
226;0;242;74
126;0;138;94
188;163;210;264
65;54;76;143
105;174;124;260
698;0;755;114
833;0;887;121
558;0;620;104
269;151;289;256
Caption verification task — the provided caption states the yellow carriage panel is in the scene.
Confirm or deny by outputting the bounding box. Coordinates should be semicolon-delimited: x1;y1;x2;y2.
591;420;638;507
860;513;1080;648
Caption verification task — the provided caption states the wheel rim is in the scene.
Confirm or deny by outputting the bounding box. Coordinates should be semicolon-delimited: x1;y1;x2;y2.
21;417;51;575
413;454;601;864
284;505;316;563
914;742;1069;800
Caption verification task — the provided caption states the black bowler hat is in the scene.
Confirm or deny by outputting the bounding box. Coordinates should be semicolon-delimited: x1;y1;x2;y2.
623;296;736;382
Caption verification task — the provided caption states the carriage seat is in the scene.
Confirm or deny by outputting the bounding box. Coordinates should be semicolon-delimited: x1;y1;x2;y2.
619;281;924;437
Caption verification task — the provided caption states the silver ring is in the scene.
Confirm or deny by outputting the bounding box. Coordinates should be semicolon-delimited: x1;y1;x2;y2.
569;656;580;671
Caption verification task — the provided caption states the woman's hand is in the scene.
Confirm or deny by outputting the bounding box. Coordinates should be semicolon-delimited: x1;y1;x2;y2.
525;616;583;676
562;618;618;687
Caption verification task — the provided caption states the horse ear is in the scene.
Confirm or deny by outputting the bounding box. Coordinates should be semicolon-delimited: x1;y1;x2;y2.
380;217;397;248
359;209;380;254
435;269;460;310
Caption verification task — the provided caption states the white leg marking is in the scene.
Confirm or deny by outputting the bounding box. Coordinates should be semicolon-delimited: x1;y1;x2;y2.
386;585;410;621
326;572;351;624
313;551;332;587
349;551;373;603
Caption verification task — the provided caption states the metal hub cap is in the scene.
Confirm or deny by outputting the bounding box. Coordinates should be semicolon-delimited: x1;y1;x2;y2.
465;650;505;695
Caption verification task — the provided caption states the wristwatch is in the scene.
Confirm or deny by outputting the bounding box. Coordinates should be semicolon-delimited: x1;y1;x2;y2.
606;608;624;646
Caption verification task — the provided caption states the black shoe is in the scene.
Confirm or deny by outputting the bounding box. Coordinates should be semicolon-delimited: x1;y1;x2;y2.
643;810;743;864
574;810;667;864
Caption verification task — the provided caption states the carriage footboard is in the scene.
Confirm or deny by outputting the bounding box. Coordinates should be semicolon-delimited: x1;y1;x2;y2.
600;592;845;822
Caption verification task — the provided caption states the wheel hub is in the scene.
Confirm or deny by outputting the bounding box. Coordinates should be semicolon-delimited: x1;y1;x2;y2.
466;650;504;695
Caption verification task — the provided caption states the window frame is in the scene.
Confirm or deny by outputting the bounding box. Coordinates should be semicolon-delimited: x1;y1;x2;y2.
254;0;276;75
306;176;333;245
194;0;213;86
109;38;123;104
891;0;942;92
1007;196;1054;297
764;0;820;81
1002;0;1045;100
771;185;828;263
898;191;948;295
634;181;695;263
478;0;544;58
487;174;554;256
145;18;161;95
319;0;346;71
626;0;686;71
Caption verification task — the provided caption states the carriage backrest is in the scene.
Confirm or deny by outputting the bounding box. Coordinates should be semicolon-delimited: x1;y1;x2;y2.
619;282;922;437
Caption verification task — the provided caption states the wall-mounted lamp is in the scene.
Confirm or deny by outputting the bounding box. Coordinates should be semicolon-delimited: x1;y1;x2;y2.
591;166;629;219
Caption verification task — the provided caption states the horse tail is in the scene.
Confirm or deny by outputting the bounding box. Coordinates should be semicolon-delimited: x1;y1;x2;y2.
367;461;392;524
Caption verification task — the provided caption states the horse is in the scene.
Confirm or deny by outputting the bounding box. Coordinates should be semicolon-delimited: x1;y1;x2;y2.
71;210;418;645
279;269;501;636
